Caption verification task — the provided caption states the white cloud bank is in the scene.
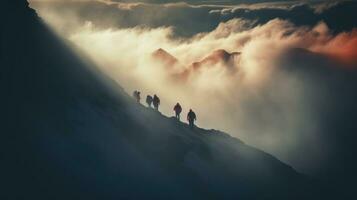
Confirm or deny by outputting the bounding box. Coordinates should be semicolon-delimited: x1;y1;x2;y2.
65;18;357;173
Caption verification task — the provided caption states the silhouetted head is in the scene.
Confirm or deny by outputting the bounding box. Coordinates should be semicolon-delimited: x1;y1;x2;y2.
189;109;192;112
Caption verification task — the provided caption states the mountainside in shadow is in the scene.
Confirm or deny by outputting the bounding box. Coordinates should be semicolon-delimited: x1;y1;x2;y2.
1;1;333;199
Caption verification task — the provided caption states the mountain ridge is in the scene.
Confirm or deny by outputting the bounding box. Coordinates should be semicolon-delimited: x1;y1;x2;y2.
150;48;240;81
190;49;240;70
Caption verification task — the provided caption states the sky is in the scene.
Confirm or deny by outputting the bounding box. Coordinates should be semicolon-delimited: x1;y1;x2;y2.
29;0;357;174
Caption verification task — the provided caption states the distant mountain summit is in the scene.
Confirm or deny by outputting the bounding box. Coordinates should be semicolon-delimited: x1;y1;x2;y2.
191;49;241;70
152;48;179;67
151;48;240;70
150;48;241;82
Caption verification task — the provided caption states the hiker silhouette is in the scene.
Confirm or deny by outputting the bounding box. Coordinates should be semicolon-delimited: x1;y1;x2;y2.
133;90;141;103
187;109;197;129
146;95;153;107
153;94;160;111
174;103;182;121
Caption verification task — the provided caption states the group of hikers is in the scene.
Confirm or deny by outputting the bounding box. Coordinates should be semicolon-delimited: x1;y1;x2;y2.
133;91;161;110
133;90;197;129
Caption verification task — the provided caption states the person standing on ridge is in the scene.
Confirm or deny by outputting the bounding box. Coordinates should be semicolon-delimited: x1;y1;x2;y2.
187;109;197;129
173;103;182;121
133;90;141;103
153;94;160;111
146;95;153;108
137;91;141;103
133;90;137;99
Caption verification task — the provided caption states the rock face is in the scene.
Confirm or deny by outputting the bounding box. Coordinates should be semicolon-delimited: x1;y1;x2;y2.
1;1;330;200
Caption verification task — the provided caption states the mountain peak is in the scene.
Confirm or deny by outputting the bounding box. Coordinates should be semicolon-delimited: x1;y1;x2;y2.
152;48;179;66
207;49;240;62
212;49;230;56
188;49;241;71
156;48;166;52
152;48;172;56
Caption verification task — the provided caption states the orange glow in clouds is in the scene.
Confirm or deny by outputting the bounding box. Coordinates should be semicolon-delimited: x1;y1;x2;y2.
315;29;357;66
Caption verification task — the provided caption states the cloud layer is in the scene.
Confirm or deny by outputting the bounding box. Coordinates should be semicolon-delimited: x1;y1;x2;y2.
65;17;357;173
31;0;357;37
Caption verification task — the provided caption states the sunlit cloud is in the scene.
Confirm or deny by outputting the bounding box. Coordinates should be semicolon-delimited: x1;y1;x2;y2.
63;17;357;173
